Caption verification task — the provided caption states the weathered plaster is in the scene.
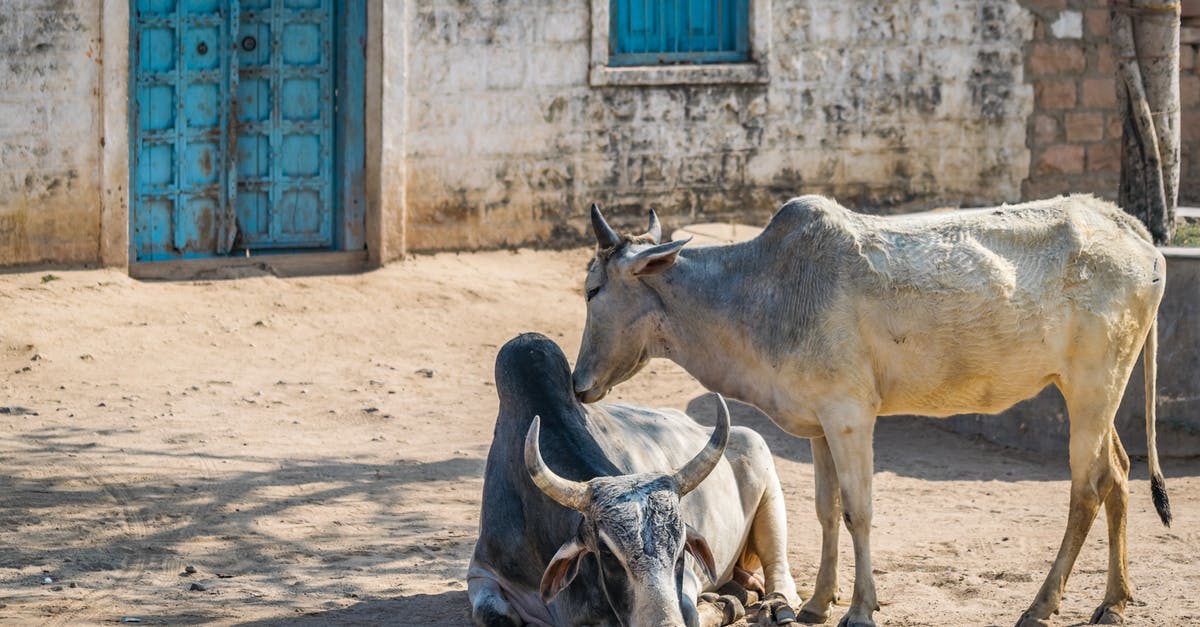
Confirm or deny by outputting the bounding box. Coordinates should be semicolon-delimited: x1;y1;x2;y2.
15;0;1200;265
100;0;129;268
365;0;409;265
0;1;104;266
403;0;1036;252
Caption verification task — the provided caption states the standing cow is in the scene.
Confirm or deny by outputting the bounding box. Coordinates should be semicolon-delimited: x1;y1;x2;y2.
572;195;1169;627
468;333;801;626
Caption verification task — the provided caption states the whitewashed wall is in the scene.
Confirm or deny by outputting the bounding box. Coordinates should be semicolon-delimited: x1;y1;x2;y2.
403;0;1035;251
0;2;102;265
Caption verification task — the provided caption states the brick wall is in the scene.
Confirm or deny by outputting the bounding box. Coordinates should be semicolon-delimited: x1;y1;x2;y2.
0;1;102;265
1019;0;1121;200
405;0;1036;251
1180;8;1200;203
1020;0;1200;206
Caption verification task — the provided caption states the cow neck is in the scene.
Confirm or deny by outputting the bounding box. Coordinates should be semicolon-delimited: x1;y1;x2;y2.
649;243;779;413
500;399;621;482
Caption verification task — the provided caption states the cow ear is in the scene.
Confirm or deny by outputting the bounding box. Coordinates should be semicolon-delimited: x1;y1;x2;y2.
684;525;717;582
540;537;589;602
628;238;689;276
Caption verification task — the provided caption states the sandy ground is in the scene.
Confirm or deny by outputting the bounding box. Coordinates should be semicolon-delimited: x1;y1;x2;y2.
0;247;1197;626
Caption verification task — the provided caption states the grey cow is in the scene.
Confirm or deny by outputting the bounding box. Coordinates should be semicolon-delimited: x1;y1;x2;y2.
573;196;1169;627
468;333;800;626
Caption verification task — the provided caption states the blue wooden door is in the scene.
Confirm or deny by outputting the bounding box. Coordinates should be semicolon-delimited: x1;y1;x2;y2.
131;0;358;261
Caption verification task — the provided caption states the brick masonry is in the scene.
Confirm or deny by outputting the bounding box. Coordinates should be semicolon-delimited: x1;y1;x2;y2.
0;2;101;265
1018;1;1109;199
1018;0;1200;205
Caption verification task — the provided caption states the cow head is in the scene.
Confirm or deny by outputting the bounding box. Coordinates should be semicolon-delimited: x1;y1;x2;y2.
573;204;688;403
524;395;731;627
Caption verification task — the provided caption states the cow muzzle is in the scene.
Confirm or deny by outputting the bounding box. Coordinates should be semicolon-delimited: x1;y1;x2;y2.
574;379;608;404
571;367;609;403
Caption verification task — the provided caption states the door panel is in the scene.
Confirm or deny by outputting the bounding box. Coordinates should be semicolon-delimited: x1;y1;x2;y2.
236;0;334;249
131;0;235;260
176;4;233;256
131;0;349;261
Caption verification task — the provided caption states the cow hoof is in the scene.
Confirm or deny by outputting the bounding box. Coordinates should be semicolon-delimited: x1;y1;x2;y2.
794;607;829;624
835;613;875;627
700;593;746;626
751;592;797;625
473;604;522;627
1090;605;1125;625
718;594;746;624
771;602;797;625
1014;612;1050;627
768;598;796;619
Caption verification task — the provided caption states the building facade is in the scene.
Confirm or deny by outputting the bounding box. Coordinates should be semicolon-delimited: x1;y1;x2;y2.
0;0;1194;269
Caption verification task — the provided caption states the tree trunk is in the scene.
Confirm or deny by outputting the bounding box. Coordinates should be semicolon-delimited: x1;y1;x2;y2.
1113;0;1180;245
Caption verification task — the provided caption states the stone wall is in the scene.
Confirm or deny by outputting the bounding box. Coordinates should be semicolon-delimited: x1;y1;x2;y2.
404;0;1036;251
0;1;102;265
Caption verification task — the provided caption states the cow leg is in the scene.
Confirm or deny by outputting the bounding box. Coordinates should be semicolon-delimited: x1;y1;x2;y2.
1016;388;1123;627
748;466;802;609
1091;429;1132;625
468;574;522;627
797;435;842;624
822;408;879;627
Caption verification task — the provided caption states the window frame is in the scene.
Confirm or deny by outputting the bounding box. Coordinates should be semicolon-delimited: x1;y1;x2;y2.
607;0;749;67
589;0;770;87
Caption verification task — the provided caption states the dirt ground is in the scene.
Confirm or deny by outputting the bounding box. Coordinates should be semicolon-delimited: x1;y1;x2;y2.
0;247;1197;626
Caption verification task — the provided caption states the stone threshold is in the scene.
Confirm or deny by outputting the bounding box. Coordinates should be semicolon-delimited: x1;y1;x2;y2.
130;250;370;281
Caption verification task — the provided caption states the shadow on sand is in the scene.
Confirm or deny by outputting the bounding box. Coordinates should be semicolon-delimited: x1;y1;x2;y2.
0;425;484;622
234;591;470;626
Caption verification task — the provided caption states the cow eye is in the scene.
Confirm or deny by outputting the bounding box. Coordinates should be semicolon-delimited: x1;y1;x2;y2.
597;539;622;570
586;286;601;301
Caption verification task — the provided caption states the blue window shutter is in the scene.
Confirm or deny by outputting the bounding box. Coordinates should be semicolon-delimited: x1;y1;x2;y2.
610;0;749;66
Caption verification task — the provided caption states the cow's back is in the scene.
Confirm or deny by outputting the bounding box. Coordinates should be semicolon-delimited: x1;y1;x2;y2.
851;195;1158;305
757;195;1164;417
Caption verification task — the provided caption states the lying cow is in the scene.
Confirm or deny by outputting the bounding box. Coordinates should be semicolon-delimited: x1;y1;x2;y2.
467;333;801;626
573;196;1169;627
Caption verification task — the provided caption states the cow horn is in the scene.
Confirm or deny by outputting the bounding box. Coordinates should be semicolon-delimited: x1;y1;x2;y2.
525;416;589;511
591;204;621;249
672;395;731;497
643;209;662;244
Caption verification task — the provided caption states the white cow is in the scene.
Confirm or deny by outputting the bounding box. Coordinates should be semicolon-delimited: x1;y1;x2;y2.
572;195;1169;627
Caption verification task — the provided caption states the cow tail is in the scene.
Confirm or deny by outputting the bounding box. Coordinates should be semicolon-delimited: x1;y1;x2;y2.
1144;316;1171;527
